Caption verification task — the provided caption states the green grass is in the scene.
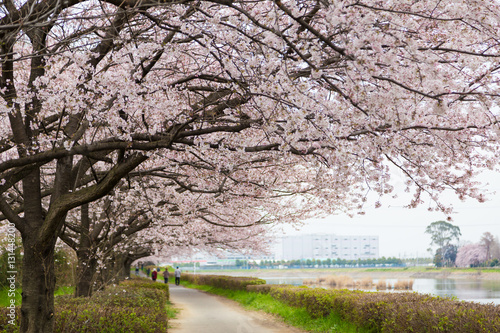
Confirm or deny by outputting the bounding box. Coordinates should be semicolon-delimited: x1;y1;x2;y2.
165;300;178;327
180;281;368;333
54;286;75;296
459;267;500;273
0;287;20;307
0;286;75;307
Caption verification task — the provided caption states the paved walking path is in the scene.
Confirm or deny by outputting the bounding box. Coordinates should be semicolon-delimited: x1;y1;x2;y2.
168;284;304;333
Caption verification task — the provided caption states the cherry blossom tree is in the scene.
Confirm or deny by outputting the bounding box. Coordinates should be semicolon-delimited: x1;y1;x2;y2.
2;0;500;331
456;243;488;267
61;158;322;296
480;231;497;261
60;200;153;297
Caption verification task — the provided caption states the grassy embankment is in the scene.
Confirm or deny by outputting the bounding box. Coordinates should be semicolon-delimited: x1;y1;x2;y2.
180;272;500;333
0;277;174;333
179;277;368;333
196;266;500;279
362;266;500;273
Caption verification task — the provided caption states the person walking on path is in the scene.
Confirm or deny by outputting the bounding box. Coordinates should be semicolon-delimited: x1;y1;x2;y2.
152;268;158;282
163;269;169;284
174;267;181;286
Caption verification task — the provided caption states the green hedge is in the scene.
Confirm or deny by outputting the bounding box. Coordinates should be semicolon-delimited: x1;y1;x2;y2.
248;284;500;332
0;278;170;333
182;273;265;291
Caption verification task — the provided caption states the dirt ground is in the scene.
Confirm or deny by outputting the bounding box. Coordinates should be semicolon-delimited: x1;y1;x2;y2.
169;284;305;333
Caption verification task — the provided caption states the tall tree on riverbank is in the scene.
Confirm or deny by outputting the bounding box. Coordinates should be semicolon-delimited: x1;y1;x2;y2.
2;1;500;331
480;232;497;262
426;221;461;266
426;221;462;249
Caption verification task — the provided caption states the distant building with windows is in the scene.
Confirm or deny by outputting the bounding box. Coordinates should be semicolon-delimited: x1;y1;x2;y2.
280;234;379;261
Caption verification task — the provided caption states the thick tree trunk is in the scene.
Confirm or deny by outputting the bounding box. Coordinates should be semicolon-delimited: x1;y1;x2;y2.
111;253;128;282
8;149;147;333
74;249;98;297
97;252;136;285
123;256;134;280
18;166;59;333
74;203;98;297
20;234;57;333
93;254;119;291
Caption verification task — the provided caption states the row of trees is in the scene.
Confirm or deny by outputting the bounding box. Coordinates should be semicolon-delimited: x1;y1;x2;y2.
426;221;500;267
240;257;404;268
2;0;500;331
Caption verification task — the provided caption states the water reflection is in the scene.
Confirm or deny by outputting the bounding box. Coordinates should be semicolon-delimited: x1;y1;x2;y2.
414;278;500;305
264;277;500;305
264;277;304;286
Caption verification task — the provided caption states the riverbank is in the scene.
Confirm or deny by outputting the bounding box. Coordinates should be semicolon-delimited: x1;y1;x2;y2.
181;272;500;333
180;274;366;332
197;267;500;281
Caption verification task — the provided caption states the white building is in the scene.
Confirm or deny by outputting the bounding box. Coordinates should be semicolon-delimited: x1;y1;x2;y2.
280;234;379;261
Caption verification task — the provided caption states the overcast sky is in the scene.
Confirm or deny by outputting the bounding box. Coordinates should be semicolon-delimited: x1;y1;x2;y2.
281;169;500;258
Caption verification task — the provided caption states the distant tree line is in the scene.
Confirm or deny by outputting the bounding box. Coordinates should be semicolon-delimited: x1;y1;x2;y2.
237;257;405;269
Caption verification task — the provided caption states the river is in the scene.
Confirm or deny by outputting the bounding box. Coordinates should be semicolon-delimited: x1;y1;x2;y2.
263;276;500;305
196;268;500;305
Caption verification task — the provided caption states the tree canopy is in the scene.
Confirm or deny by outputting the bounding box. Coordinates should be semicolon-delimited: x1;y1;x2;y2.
425;220;462;249
456;243;487;268
2;0;500;331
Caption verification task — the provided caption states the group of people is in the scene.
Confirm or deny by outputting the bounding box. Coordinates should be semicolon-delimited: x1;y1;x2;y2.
150;266;182;285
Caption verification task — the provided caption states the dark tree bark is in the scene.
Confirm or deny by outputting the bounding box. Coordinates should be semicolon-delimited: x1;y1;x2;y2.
73;203;95;297
74;253;98;298
19;227;58;332
106;249;151;282
60;200;154;297
3;153;148;332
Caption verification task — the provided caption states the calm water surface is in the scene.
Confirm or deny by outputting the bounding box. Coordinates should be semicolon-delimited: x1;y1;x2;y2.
263;277;500;305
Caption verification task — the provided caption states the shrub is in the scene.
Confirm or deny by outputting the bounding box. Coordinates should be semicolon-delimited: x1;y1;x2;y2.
249;284;500;332
302;278;316;285
324;275;354;288
356;277;373;288
0;306;19;333
183;273;265;291
54;279;169;332
304;276;373;289
376;279;389;290
393;279;414;290
0;278;170;333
